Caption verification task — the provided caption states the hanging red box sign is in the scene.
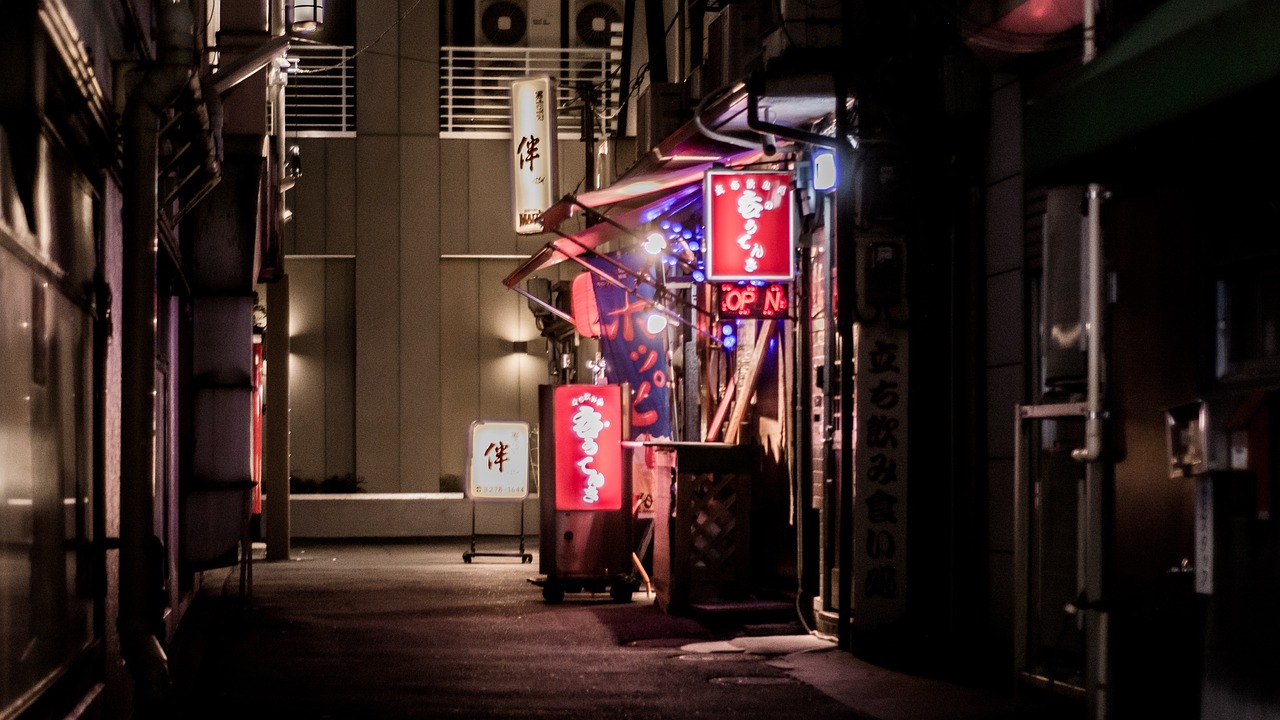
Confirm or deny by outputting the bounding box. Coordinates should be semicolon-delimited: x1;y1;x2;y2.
553;384;625;511
717;282;790;319
704;169;795;281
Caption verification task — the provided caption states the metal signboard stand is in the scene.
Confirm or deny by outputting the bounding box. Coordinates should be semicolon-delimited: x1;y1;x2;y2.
463;420;534;563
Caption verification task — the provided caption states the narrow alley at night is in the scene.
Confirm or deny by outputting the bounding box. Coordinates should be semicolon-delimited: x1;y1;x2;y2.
3;0;1279;718
170;539;1019;720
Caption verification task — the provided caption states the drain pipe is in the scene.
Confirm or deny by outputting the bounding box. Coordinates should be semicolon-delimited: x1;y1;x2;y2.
1072;0;1103;463
1072;183;1104;462
120;1;194;715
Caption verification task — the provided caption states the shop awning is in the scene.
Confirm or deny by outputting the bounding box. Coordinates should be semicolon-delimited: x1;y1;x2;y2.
502;182;704;288
1024;0;1280;178
504;70;833;299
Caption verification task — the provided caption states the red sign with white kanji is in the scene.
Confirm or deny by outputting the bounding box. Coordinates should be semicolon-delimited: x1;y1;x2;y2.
553;384;625;511
704;170;795;281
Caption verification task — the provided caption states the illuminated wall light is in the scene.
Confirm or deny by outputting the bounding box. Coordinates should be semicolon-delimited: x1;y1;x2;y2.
645;314;668;334
723;335;738;351
721;323;735;337
691;270;705;283
286;0;325;33
812;150;837;192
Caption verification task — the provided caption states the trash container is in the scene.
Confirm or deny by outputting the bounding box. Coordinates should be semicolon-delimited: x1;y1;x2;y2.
535;383;637;603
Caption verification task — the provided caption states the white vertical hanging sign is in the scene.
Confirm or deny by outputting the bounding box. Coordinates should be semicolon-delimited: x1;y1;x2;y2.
510;76;559;234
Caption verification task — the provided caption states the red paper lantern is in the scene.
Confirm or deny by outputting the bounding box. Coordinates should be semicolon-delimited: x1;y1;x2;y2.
571;271;601;337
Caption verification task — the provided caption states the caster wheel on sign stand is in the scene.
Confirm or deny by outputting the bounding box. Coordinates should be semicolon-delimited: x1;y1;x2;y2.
543;583;565;604
610;583;633;603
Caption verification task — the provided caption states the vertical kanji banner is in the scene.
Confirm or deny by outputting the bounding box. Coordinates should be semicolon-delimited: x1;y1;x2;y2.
588;251;673;441
510;76;558;234
853;323;909;628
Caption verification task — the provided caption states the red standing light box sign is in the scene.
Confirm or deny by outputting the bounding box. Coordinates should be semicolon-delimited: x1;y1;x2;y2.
704;169;796;281
553;384;625;511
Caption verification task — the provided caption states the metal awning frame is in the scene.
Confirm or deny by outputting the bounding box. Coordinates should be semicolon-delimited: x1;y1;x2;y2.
545;206;718;343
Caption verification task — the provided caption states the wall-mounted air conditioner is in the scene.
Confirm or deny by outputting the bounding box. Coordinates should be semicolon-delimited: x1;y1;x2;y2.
476;0;560;47
569;0;623;48
638;83;690;154
763;0;842;61
704;3;762;95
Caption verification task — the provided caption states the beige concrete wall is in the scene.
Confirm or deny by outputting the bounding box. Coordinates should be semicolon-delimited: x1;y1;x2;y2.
283;0;591;498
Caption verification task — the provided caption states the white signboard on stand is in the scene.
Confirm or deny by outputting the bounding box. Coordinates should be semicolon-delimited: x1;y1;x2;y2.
465;420;530;501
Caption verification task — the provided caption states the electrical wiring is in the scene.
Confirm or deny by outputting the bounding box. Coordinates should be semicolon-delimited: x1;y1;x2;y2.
292;0;428;74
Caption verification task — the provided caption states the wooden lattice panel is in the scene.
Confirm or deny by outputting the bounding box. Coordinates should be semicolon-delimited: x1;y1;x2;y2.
688;473;741;568
674;472;752;602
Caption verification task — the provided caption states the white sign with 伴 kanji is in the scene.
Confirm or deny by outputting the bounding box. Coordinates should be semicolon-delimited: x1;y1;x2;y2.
465;420;530;501
510;76;559;234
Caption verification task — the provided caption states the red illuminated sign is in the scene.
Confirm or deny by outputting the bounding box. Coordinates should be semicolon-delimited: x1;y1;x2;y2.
553;384;625;511
718;283;790;319
704;170;795;281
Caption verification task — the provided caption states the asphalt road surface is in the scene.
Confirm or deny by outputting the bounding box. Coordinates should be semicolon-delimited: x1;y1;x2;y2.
171;539;868;720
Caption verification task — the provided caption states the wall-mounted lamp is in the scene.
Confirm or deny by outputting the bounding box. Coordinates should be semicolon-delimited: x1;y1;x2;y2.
812;149;837;192
286;0;325;33
512;341;529;354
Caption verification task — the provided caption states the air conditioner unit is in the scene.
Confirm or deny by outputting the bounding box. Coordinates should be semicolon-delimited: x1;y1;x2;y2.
638;83;690;153
477;0;560;47
569;0;623;48
704;3;762;95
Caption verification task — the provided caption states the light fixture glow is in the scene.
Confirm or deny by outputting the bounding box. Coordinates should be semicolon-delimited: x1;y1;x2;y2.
643;231;667;255
812;150;837;192
645;314;668;334
287;0;325;33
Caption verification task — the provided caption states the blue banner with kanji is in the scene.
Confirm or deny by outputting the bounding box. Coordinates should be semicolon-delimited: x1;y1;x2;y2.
588;251;673;441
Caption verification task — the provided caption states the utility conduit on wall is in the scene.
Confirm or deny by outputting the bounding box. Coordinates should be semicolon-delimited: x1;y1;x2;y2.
120;1;195;713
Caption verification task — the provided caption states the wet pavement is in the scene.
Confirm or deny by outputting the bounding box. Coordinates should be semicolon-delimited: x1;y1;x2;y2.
169;539;1019;720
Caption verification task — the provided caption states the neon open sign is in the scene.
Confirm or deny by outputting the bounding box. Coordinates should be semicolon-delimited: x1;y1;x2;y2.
704;169;795;281
553;384;625;511
718;283;789;319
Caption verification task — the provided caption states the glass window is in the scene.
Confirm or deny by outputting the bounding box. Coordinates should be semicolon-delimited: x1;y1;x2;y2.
0;132;95;716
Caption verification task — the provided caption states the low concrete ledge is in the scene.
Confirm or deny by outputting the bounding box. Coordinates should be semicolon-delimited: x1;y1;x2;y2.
289;493;540;539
